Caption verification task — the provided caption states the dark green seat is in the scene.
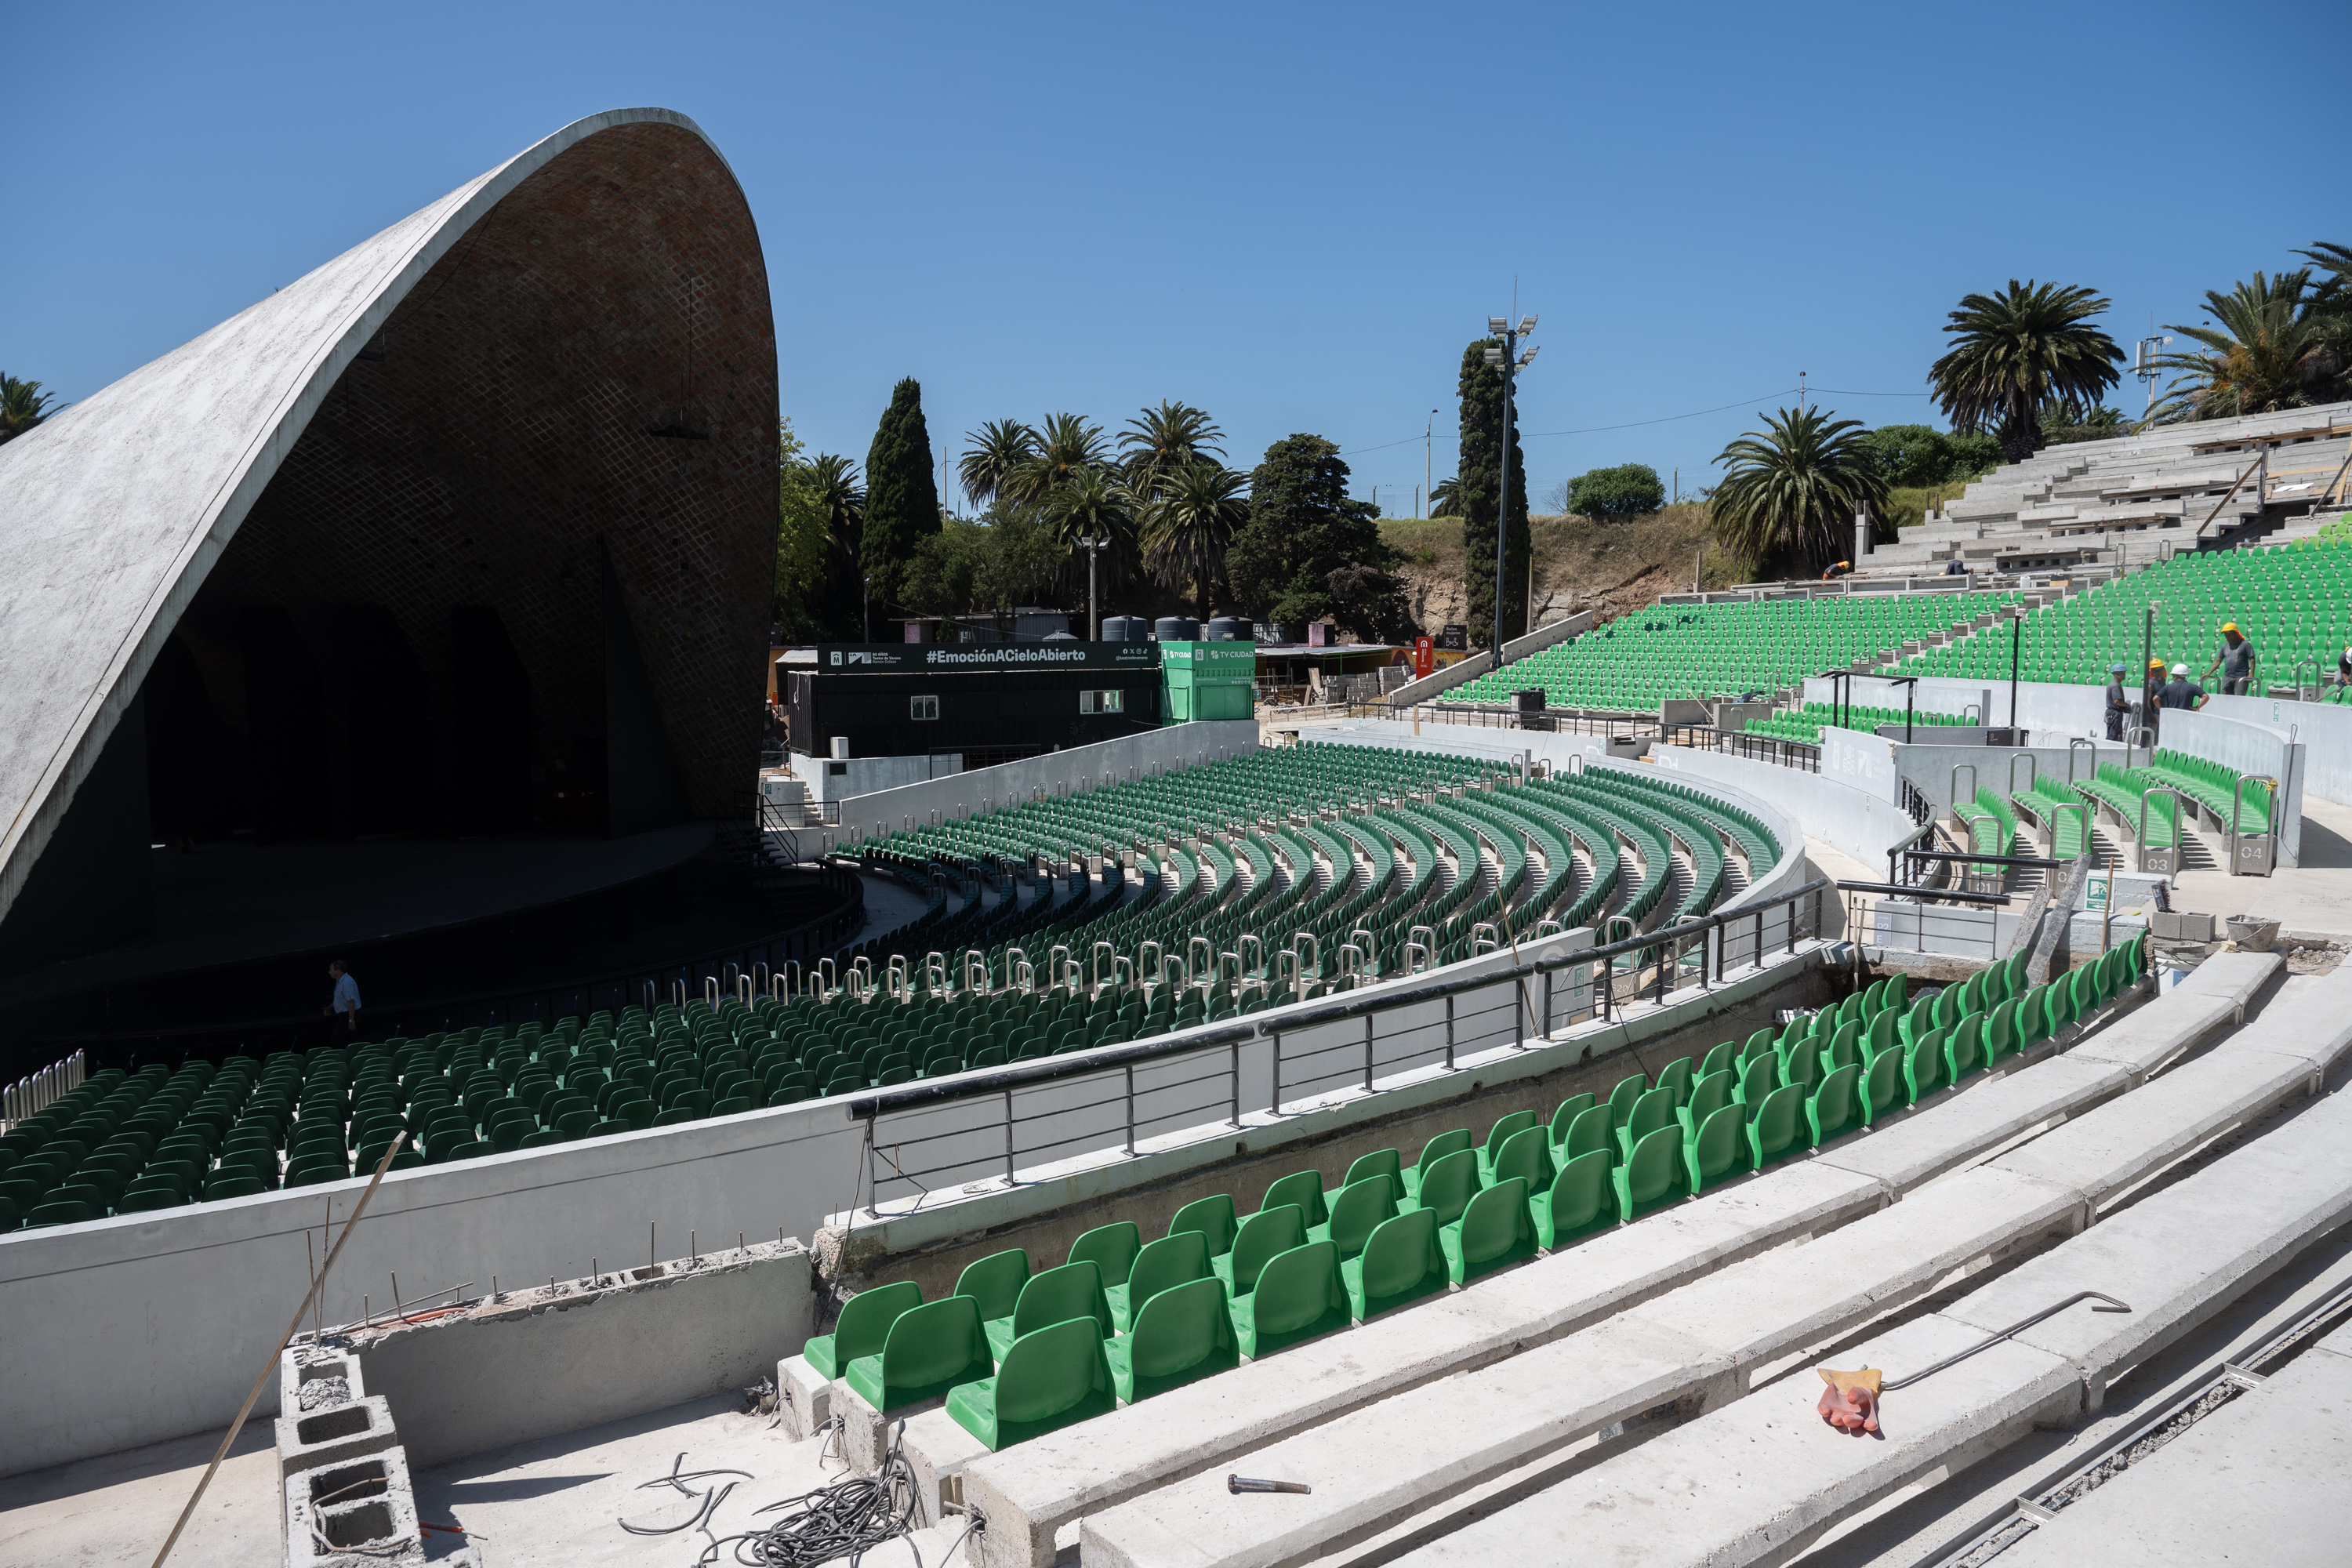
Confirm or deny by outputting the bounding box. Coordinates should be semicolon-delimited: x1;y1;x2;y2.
1699;1040;1737;1080
1474;1110;1537;1182
1324;1148;1402;1207
1744;1083;1807;1170
1733;1052;1776;1109
1653;1056;1693;1107
845;1295;993;1413
24;1200;96;1228
1807;1063;1861;1145
1257;1169;1327;1229
1675;1069;1733;1142
1402;1148;1477;1227
1105;1230;1210;1332
1231;1240;1350;1356
953;1247;1032;1324
1310;1175;1396;1260
1167;1193;1238;1258
804;1278;921;1379
201;1174;265;1200
1740;1027;1779;1068
116;1186;185;1214
1439;1177;1536;1284
984;1261;1112;1360
1615;1086;1676;1162
1682;1102;1745;1196
1546;1094;1596;1152
1485;1125;1552;1194
1612;1124;1682;1221
1103;1276;1238;1403
1067;1221;1142;1290
1604;1073;1647;1131
1401;1129;1470;1200
1859;1047;1903;1126
1556;1104;1613;1169
1342;1208;1446;1321
1530;1149;1615;1248
1212;1205;1306;1298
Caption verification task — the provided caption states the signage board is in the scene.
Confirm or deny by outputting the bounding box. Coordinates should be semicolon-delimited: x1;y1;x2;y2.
815;641;1159;673
1413;636;1435;678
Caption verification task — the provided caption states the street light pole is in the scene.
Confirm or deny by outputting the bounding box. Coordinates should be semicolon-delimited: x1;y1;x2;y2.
863;573;872;642
1483;316;1539;664
1425;409;1439;520
1076;537;1104;641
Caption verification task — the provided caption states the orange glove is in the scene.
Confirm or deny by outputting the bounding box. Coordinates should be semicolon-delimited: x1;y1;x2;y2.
1816;1367;1881;1434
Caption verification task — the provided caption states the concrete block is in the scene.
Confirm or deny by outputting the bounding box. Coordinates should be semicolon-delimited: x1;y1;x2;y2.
284;1443;424;1568
1077;1314;1731;1568
838;1379;946;1475
776;1352;832;1441
350;1238;810;1467
1814;1056;2128;1193
901;1407;993;1525
279;1346;366;1419
2217;960;2352;1075
1370;1318;2079;1568
273;1395;400;1481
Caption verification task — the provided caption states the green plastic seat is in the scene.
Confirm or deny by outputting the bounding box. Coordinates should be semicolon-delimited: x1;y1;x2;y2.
1103;1276;1238;1403
1341;1209;1446;1322
984;1260;1112;1360
1822;1019;1861;1076
1105;1229;1210;1332
1904;1029;1946;1104
1475;1110;1538;1182
1311;1175;1398;1259
1214;1205;1307;1298
1615;1086;1677;1162
946;1316;1116;1450
1530;1149;1616;1248
1860;1047;1903;1126
1733;1052;1777;1109
1402;1148;1477;1227
1324;1148;1403;1207
1167;1193;1238;1258
1867;1006;1898;1062
1984;1000;2016;1063
2016;985;2050;1049
1682;1102;1746;1196
1946;1014;1986;1084
1230;1240;1350;1356
1653;1056;1694;1107
1698;1041;1737;1080
1485;1125;1552;1193
1557;1104;1613;1168
1067;1221;1142;1290
2044;976;2076;1036
24;1199;97;1227
1741;1027;1779;1068
1779;1032;1822;1094
1257;1168;1328;1230
1440;1177;1536;1284
1808;1063;1861;1145
845;1294;993;1414
1604;1073;1647;1131
1745;1083;1807;1170
1676;1069;1733;1141
1612;1124;1683;1221
804;1279;921;1379
1401;1129;1470;1200
953;1248;1032;1324
1898;993;1936;1049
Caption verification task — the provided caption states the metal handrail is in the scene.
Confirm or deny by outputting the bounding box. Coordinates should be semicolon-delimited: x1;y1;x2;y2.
853;877;1830;1118
2068;737;2098;784
1835;880;2013;906
2007;752;2037;794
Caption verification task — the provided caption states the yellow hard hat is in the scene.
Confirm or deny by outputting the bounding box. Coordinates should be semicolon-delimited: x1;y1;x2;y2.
2222;621;2239;632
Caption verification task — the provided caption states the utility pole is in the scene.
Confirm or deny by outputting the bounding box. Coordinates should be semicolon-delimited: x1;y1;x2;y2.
1798;371;1806;412
2135;333;2171;425
1075;537;1104;641
1425;409;1439;520
1482;316;1539;663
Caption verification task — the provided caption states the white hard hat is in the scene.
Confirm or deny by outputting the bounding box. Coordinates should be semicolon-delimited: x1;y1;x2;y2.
2171;662;2189;677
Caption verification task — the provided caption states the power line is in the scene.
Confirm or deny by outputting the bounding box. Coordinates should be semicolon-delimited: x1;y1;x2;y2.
1345;380;1932;457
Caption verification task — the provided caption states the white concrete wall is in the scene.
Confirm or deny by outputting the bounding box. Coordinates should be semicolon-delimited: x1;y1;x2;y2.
1385;610;1597;708
2151;706;2307;864
822;720;1261;845
793;751;962;806
2200;690;2352;809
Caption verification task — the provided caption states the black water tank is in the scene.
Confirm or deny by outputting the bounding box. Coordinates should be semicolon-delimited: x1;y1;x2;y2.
1100;615;1146;641
1154;616;1200;642
1513;688;1548;713
1203;616;1250;641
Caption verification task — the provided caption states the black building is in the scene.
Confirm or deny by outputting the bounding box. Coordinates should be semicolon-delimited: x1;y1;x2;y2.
781;642;1163;766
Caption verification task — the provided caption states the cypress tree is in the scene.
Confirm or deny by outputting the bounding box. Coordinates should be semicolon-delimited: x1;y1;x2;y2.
861;378;942;610
1454;339;1530;649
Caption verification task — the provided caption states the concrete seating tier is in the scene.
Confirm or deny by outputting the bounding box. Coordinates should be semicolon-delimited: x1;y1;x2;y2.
1448;593;2020;713
1068;951;2340;1568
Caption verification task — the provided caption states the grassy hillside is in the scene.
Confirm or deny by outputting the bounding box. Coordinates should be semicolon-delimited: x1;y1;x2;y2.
1382;505;1748;636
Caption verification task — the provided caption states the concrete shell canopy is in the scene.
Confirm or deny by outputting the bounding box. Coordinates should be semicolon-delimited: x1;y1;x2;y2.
0;108;777;946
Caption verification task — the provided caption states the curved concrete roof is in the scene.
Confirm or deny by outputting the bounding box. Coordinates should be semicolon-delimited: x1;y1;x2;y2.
0;108;754;927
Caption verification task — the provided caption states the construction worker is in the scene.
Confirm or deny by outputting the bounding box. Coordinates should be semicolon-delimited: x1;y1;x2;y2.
2336;644;2352;688
2103;663;2131;741
2203;621;2256;696
2143;658;2168;726
1820;560;1851;581
2160;662;2209;711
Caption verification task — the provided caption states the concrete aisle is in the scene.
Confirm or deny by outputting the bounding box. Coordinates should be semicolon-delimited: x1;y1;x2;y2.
2172;791;2352;938
0;1420;281;1568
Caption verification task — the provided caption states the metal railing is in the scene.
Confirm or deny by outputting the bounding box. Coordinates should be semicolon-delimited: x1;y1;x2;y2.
1659;724;1822;773
3;1050;85;1127
1345;701;1657;739
844;878;1830;1215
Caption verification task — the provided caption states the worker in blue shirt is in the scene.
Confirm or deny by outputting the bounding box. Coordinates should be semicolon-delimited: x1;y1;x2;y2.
325;960;362;1044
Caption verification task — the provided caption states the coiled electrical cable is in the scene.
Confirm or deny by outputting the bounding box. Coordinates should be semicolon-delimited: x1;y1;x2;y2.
695;1417;922;1568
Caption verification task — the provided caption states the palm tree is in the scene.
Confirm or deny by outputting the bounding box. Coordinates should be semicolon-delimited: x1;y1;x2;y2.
1708;407;1889;578
1;373;58;445
1117;401;1225;498
808;452;866;561
958;419;1037;508
1142;461;1250;618
1001;412;1110;506
1044;466;1141;618
2145;270;2338;423
1928;280;2124;462
1428;477;1461;517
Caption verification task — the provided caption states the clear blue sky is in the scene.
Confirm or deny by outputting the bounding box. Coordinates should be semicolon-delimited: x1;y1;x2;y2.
7;1;2345;512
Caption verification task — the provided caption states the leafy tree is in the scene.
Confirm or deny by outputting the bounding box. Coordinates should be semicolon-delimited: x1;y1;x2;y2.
1118;401;1225;498
1142;461;1250;619
1855;423;2000;487
1929;280;2124;463
902;523;984;630
1428;477;1460;517
972;503;1069;613
1228;434;1413;641
804;452;868;637
958;419;1037;508
775;419;829;639
2038;405;2132;445
1709;407;1891;578
1002;412;1111;505
1452;339;1530;648
1;372;57;444
1043;465;1141;617
1563;463;1665;520
861;378;942;604
2147;270;2347;422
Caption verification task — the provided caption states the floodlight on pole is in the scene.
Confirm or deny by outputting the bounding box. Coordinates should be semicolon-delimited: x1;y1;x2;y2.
1482;308;1537;664
1074;536;1105;641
